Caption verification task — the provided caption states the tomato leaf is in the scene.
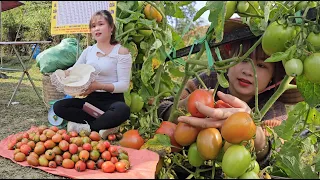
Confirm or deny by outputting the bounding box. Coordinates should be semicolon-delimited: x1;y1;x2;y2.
123;41;138;62
140;134;172;157
274;102;308;140
141;56;154;85
207;1;225;43
264;45;296;63
193;6;208;22
315;151;320;172
169;66;185;77
296;74;320;108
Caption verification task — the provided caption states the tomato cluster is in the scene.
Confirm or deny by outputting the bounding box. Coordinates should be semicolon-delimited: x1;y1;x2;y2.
8;125;130;173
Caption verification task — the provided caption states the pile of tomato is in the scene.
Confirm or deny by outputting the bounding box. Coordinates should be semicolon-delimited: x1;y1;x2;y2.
7;125;130;173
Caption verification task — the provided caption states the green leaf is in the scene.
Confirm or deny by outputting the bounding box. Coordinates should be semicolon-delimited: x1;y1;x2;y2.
296;75;320;108
315;151;320;172
168;66;185;77
140;134;172;157
141;56;154;86
274;102;308;140
123;41;138;62
275;155;304;178
207;1;225;42
124;90;131;106
306;107;320;125
264;45;296;62
150;39;162;52
193;6;208;21
176;1;192;6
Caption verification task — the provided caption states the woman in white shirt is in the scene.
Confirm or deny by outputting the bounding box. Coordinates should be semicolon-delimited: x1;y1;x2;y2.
53;10;132;139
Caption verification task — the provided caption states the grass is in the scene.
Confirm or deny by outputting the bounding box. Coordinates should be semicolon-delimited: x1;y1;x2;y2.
0;56;65;178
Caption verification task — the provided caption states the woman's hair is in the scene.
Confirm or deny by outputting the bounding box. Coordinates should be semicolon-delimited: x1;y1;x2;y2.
216;37;286;90
89;10;118;45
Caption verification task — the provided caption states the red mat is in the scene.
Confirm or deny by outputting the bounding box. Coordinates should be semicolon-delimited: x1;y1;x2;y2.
0;127;159;179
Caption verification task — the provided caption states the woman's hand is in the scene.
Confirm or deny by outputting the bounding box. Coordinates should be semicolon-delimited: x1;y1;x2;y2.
64;69;71;77
79;81;102;96
177;91;251;129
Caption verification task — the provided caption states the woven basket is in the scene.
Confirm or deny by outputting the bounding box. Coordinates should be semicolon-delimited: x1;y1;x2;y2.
42;73;65;106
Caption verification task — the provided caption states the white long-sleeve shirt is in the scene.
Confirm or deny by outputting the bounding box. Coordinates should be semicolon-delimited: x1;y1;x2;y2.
72;44;132;93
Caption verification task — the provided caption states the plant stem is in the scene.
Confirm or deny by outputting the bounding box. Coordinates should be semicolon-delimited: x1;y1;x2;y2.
248;58;261;122
194;73;208;90
260;75;295;119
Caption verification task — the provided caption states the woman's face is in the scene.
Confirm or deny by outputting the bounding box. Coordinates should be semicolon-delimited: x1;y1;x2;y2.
227;58;275;102
90;15;113;42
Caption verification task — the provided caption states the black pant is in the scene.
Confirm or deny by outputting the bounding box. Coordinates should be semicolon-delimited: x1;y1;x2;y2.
53;92;130;131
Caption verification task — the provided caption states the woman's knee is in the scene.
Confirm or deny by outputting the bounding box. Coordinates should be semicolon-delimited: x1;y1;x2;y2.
109;101;130;117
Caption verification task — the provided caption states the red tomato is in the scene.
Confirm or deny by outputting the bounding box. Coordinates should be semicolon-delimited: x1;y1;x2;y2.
214;100;232;108
187;89;214;118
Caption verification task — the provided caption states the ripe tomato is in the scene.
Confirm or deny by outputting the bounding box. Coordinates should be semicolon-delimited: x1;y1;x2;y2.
284;58;303;77
221;112;256;144
303;53;320;83
187;89;214;118
101;161;116;173
173;122;200;147
239;171;260;179
307;32;320;51
225;1;237;20
214;100;232;108
130;93;144;113
144;4;162;22
155;121;182;152
237;1;249;13
188;143;205;167
262;21;296;56
196;128;222;160
222;145;251;178
119;129;144;150
108;134;116;141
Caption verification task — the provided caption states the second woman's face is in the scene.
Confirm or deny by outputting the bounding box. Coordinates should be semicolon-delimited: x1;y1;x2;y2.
90;15;113;42
227;58;275;101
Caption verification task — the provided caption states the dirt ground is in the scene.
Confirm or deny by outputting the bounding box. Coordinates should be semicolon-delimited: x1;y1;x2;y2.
0;63;67;178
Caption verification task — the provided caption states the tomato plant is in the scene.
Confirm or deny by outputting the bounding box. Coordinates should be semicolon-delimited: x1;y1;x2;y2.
222;145;251;178
284;58;303;77
187;89;214;118
221;112;256;144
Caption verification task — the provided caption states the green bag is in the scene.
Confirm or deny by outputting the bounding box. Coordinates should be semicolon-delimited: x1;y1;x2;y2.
36;38;82;74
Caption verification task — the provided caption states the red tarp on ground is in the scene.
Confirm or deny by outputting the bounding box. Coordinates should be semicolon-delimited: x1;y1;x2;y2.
0;127;159;179
1;1;24;12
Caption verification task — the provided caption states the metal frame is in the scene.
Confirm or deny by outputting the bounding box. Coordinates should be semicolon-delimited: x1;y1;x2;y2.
0;41;51;107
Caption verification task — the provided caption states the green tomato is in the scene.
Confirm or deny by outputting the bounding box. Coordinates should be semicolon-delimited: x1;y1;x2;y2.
237;1;249;13
303;53;320;83
284;58;303;77
138;29;153;36
225;1;237;20
188;143;205;167
307;32;320;51
239;171;260;179
262;22;296;56
222;145;251;178
246;1;260;14
250;160;260;174
130;92;144;113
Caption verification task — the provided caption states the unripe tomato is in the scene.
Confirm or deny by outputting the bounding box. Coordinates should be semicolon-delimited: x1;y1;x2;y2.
188;143;205;167
225;1;237;20
239;170;260;179
307;32;320;51
303;53;320;83
262;22;296;56
187;89;214;118
196;128;222;160
130;92;144;113
251;160;260;174
284;58;303;77
222;145;251;178
144;4;162;23
221;112;256;144
237;1;249;13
